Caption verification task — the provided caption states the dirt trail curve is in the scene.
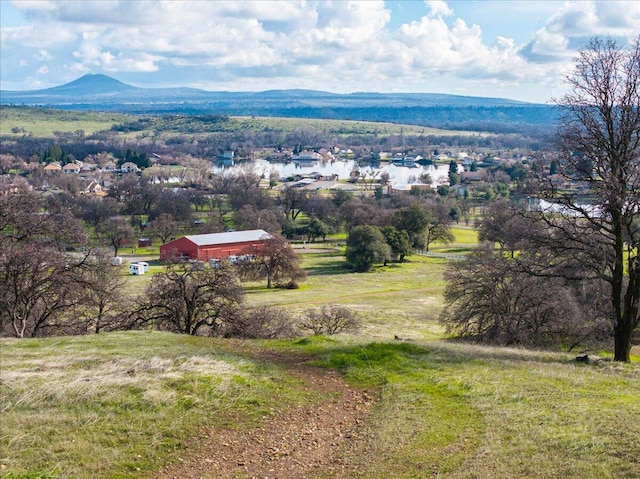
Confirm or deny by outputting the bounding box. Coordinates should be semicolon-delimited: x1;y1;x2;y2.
153;349;376;479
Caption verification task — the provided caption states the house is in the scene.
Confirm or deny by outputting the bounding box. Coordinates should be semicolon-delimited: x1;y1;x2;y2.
160;229;272;262
62;162;81;174
120;162;140;173
102;161;117;172
79;164;97;177
308;172;338;182
43;163;62;173
293;150;322;162
451;184;468;196
387;183;431;195
82;180;103;195
460;171;484;184
138;237;153;247
218;150;236;166
291;178;317;188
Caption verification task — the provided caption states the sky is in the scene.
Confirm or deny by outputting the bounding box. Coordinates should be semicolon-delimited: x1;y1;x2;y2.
1;0;638;103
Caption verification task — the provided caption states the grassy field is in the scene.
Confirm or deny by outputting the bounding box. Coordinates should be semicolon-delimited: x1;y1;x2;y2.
0;107;131;138
0;333;308;478
2;238;639;478
231;116;487;138
0;106;486;139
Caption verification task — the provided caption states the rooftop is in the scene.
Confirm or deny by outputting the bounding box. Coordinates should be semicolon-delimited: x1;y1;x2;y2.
184;229;272;246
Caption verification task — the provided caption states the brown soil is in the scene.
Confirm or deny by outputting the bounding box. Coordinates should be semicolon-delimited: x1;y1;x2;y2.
153;349;376;479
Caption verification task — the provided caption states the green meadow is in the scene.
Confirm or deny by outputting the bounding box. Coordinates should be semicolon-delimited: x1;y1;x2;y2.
0;107;131;138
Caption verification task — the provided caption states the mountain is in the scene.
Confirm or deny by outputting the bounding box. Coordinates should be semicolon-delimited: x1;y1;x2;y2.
0;74;215;103
38;74;141;95
0;74;559;134
0;74;532;107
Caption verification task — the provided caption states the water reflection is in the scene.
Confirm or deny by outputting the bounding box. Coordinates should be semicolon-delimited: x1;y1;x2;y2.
212;159;455;186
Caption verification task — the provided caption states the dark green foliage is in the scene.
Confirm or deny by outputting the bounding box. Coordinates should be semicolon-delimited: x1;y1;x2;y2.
304;217;331;243
391;202;429;249
448;160;459;186
119;148;149;169
40;143;73;164
437;185;450;197
380;226;412;262
345;225;391;272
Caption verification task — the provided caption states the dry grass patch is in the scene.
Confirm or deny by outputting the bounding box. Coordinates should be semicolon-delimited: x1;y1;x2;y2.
0;332;307;478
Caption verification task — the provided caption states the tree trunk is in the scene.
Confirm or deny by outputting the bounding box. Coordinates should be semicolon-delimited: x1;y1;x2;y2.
613;323;632;362
615;262;640;361
95;303;105;334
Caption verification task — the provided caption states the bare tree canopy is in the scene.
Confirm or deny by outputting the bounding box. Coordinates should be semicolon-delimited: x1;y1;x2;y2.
538;36;640;361
239;234;306;289
0;187;96;337
440;247;610;348
134;264;244;336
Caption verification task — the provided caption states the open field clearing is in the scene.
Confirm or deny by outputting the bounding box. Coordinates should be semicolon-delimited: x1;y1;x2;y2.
2;331;639;478
0;332;308;478
231;116;487;138
244;252;449;341
0;107;131;138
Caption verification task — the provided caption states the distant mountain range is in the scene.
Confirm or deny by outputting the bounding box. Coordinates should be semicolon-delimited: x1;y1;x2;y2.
0;74;559;134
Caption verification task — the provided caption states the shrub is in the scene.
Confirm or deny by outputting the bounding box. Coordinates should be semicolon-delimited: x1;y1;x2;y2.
301;305;361;335
225;306;299;339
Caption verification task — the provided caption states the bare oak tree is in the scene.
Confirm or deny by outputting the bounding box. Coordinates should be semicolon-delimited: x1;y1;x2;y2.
98;217;135;257
147;213;181;244
440;247;609;348
301;305;361;336
533;36;640;361
476;199;528;257
134;264;243;335
76;248;128;334
239;234;306;288
0;187;90;337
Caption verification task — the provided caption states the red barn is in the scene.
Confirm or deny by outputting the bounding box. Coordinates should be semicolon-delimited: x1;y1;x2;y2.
159;229;272;262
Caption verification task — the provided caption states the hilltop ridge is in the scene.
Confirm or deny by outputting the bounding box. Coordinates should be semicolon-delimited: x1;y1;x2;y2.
0;74;558;134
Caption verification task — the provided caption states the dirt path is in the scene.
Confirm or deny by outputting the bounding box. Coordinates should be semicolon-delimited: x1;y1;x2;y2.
153;350;376;479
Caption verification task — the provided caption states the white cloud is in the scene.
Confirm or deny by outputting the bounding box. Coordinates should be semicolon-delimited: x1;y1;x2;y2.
1;0;637;101
35;49;51;61
425;1;453;18
523;1;640;63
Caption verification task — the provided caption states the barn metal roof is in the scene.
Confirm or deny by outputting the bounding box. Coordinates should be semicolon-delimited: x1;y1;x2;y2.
184;229;272;247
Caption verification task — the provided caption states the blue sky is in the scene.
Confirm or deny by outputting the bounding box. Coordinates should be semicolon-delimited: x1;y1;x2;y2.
1;1;638;103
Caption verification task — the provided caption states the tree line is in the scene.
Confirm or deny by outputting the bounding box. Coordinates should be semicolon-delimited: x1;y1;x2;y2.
0;184;368;338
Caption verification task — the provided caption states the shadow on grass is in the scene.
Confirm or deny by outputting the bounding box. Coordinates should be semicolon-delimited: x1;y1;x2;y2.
430;247;473;254
272;337;590;378
305;258;353;276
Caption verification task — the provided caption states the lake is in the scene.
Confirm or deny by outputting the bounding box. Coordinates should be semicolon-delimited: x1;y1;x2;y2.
213;158;457;187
